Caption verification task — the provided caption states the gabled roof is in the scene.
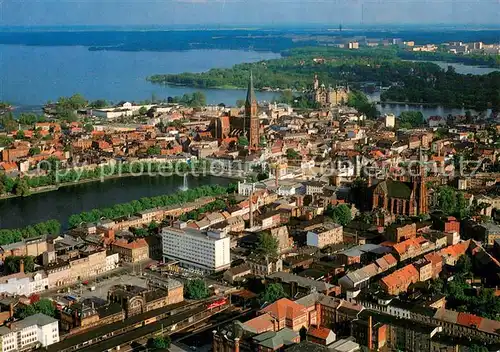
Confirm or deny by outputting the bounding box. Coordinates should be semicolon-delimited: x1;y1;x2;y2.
260;298;307;321
380;264;418;290
438;240;470;259
307;326;333;340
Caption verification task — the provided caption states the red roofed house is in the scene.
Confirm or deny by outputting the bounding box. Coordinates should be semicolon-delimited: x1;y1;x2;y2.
0;161;18;173
111;238;149;263
424;252;444;279
392;237;423;261
438;240;470;266
307;326;336;346
259;298;309;332
380;264;419;295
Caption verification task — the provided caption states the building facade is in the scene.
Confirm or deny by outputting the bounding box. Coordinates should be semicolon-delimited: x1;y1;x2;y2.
0;313;59;352
162;223;231;272
306;224;343;248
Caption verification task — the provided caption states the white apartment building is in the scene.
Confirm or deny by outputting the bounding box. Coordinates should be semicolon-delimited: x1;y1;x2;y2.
0;313;59;352
162;223;231;273
0;272;49;297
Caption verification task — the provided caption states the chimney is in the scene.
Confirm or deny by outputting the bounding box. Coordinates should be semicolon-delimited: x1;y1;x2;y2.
19;259;24;274
234;337;240;352
367;315;373;350
9;303;14;318
315;302;322;326
105;229;115;241
212;330;218;352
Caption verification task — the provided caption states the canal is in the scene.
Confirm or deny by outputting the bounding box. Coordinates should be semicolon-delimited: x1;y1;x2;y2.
0;175;230;230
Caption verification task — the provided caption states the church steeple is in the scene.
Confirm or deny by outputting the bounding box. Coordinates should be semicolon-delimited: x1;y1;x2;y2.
245;71;259;151
245;71;257;109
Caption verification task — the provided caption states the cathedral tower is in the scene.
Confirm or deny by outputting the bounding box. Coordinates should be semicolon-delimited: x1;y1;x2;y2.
246;71;259;151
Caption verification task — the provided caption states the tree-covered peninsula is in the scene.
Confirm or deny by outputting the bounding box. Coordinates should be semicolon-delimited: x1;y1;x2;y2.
148;47;500;111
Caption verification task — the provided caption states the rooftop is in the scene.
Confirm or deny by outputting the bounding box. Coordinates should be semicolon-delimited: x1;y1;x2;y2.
260;298;307;321
0;313;57;336
268;271;333;293
253;327;298;349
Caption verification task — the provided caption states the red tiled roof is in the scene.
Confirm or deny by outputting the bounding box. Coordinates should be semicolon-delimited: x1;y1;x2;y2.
0;162;17;171
439;240;470;259
112;238;148;250
424;252;443;266
382;253;397;266
260;298;307;321
381;264;418;291
243;312;275;334
393;237;421;255
307;326;332;340
457;312;482;328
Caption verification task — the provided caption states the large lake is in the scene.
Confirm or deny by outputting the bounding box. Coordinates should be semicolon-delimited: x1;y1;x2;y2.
0;175;230;230
1;44;497;116
0;45;280;106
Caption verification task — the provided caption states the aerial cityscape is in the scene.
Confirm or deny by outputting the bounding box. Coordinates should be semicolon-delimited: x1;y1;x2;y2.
0;1;500;352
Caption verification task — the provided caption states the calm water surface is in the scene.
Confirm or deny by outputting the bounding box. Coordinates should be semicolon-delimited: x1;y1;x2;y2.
0;45;280;106
0;175;229;230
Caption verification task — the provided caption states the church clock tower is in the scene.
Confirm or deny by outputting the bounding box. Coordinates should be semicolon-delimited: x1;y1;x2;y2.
245;72;259;151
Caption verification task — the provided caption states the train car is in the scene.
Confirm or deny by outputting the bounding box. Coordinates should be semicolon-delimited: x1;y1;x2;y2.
206;298;227;310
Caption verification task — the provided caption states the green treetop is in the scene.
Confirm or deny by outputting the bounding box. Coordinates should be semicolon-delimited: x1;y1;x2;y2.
185;278;209;300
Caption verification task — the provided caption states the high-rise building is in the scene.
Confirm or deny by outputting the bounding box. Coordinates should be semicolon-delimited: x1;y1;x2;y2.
162;222;231;273
245;72;259;151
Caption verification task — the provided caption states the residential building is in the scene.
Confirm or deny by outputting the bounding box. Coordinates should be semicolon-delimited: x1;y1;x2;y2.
223;264;251;284
111;238;149;263
385;114;396;128
162;223;230;272
352;309;442;352
0;271;49;297
307;224;343;248
0;237;48;262
270;226;294;253
307;326;336;346
305;181;326;196
438;240;470;266
0;313;59;351
380;264;419;295
45;249;120;288
386;223;417;243
247;256;283;276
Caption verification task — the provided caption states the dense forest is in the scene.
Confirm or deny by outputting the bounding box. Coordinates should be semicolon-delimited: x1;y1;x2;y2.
149;47;500;110
381;67;500;111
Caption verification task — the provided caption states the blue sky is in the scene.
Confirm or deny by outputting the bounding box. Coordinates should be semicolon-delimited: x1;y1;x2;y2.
0;0;499;26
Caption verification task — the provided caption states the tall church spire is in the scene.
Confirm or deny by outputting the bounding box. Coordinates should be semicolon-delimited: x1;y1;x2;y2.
246;70;257;107
245;71;259;151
